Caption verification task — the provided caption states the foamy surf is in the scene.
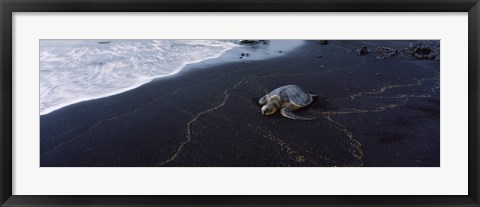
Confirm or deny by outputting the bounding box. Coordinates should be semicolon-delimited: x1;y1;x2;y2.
40;40;304;115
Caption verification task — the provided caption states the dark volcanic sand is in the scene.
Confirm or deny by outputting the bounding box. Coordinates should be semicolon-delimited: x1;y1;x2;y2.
40;40;440;167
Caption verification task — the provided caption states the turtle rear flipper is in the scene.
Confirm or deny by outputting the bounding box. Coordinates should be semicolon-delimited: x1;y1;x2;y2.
280;105;315;121
309;93;320;99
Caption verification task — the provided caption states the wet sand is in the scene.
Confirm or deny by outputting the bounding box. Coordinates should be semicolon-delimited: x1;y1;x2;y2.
40;40;440;167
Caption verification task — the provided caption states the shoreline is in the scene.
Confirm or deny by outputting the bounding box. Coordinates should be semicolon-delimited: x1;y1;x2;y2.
40;40;305;116
41;40;440;167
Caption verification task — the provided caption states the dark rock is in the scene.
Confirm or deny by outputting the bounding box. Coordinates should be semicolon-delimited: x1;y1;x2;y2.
98;41;111;44
376;47;399;59
239;40;270;45
316;55;322;58
239;40;257;44
318;40;328;45
278;50;283;53
241;53;245;56
355;46;369;55
402;41;439;60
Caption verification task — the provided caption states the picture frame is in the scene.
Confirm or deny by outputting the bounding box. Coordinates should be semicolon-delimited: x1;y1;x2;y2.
1;0;479;206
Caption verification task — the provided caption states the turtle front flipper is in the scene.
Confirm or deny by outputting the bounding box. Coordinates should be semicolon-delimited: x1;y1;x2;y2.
280;104;315;121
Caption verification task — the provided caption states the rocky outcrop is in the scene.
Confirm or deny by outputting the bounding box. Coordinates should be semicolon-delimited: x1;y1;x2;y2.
318;40;328;45
376;47;399;59
402;41;440;60
239;40;270;45
356;46;369;55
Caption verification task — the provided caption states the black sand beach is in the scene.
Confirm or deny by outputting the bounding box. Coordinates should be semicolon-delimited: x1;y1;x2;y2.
40;40;440;167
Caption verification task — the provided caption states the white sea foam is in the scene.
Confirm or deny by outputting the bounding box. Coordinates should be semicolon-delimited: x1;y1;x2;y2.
40;40;304;115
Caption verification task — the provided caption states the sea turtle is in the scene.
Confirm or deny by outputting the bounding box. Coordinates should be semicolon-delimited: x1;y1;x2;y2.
258;85;317;120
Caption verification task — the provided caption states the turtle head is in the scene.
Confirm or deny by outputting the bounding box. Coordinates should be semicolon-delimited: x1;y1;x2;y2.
261;102;278;115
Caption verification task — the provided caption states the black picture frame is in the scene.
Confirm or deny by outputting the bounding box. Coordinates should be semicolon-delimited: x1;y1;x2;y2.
1;0;479;206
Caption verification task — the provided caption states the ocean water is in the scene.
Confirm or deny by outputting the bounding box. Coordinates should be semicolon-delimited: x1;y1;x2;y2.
40;40;305;115
40;40;241;115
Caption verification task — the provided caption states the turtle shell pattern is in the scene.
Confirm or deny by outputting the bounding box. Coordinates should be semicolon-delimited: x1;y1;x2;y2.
268;85;313;108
